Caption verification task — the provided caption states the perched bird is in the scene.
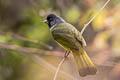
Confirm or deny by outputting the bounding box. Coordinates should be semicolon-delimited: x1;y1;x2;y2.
44;14;97;77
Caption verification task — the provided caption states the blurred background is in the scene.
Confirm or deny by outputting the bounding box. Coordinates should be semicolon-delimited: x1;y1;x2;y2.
0;0;120;80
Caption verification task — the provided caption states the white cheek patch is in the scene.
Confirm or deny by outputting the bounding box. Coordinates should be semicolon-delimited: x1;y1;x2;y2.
50;15;66;31
50;24;57;31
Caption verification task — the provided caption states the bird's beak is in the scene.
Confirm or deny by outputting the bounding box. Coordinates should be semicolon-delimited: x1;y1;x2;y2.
43;20;48;24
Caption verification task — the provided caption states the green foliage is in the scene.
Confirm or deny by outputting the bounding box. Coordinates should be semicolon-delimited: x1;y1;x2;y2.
0;0;120;80
65;6;80;23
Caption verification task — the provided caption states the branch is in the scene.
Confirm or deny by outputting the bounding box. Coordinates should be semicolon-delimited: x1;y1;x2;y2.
0;42;117;67
0;32;53;50
0;42;63;57
53;58;66;80
53;51;70;80
0;42;78;80
80;0;111;35
11;33;53;50
18;50;78;80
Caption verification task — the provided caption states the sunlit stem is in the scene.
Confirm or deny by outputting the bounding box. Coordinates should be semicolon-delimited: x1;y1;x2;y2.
80;0;111;35
53;51;70;80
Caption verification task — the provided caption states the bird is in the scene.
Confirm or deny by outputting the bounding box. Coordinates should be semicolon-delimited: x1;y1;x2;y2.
44;14;97;77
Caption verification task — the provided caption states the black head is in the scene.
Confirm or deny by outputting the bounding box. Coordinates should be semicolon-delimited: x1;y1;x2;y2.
44;14;65;28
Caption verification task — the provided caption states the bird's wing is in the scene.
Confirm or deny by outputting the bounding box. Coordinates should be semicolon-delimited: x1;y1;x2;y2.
66;23;87;47
73;30;87;47
51;23;87;47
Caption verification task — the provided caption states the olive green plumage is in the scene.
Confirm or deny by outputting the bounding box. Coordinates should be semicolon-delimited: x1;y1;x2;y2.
44;14;97;76
51;23;97;76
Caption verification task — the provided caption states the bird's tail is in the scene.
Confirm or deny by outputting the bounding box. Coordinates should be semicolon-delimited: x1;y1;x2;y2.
72;48;97;77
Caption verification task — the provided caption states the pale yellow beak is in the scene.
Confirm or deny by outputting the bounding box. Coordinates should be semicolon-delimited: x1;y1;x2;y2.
43;20;48;24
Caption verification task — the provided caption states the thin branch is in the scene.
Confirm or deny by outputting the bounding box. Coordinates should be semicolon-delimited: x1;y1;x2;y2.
0;43;78;80
0;42;118;67
53;58;66;80
53;51;70;80
11;33;53;50
0;42;62;57
17;50;78;80
80;0;111;35
0;32;53;50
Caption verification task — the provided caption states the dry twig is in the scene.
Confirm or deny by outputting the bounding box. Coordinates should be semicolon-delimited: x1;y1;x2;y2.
53;58;66;80
21;52;78;80
53;51;70;80
0;42;116;67
0;32;53;50
11;33;53;50
80;0;111;35
0;42;62;57
0;42;78;80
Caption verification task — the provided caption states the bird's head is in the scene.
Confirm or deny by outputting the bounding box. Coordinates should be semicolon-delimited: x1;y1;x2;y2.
44;14;65;28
